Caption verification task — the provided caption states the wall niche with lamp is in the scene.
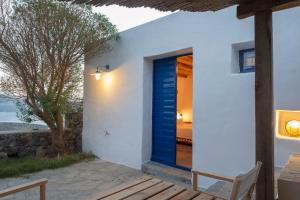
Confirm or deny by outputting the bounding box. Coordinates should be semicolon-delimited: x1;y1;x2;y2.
276;110;300;140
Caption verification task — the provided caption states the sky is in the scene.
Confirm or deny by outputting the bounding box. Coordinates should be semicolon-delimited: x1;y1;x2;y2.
93;5;173;32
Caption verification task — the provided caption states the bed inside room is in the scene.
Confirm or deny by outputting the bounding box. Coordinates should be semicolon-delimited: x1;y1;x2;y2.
176;55;193;168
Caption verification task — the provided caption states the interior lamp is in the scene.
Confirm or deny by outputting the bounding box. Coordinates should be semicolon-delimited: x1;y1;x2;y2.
177;112;183;120
286;120;300;137
90;65;110;80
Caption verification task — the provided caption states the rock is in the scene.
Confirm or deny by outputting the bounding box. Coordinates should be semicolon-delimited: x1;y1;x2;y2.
16;134;32;147
0;152;7;159
8;137;16;147
6;147;17;157
18;148;35;157
36;146;48;157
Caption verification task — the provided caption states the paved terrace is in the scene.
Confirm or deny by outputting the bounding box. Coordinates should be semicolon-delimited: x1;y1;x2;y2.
0;159;281;200
0;160;145;200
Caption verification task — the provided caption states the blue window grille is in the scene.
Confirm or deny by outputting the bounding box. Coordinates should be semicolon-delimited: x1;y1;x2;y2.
239;48;255;73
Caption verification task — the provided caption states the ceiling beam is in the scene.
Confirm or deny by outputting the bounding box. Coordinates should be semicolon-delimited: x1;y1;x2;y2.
177;56;193;66
237;0;300;19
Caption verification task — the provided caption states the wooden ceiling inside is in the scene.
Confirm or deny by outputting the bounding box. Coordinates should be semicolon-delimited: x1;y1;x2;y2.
177;55;192;78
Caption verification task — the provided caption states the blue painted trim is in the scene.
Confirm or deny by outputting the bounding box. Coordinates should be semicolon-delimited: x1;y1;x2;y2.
239;48;255;73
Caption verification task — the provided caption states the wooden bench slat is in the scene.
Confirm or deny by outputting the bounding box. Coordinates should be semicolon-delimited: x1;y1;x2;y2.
123;181;174;200
147;185;186;200
170;190;200;200
87;176;152;200
192;193;215;200
101;178;162;200
0;178;48;198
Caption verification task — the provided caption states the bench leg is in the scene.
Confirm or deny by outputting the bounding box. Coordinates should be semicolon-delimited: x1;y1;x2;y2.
193;172;198;191
40;184;46;200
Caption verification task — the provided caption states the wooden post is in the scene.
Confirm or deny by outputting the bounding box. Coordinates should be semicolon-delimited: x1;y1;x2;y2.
254;9;274;200
192;172;198;191
40;183;46;200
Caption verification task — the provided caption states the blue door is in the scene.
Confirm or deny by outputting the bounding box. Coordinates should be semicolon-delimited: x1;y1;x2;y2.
152;57;177;166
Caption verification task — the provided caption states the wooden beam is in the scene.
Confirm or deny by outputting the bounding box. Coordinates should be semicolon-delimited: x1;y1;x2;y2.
177;56;193;66
254;9;274;200
237;0;300;19
177;63;192;77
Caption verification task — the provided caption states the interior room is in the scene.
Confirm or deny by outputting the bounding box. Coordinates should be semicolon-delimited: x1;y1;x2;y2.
176;55;193;168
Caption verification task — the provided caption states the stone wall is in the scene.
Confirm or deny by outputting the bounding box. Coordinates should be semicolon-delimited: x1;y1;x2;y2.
0;113;82;158
0;130;53;158
65;112;82;152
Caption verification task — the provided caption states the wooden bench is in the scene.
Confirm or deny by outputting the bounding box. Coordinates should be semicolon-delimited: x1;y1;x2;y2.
85;162;261;200
86;176;228;200
0;178;48;200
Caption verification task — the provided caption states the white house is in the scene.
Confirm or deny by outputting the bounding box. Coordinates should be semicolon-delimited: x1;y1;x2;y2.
83;6;300;188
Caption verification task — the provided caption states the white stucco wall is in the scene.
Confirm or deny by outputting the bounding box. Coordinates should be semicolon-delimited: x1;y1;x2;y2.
83;6;300;188
273;8;300;167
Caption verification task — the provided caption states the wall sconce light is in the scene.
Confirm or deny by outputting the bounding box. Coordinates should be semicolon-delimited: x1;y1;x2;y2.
90;65;110;80
286;120;300;137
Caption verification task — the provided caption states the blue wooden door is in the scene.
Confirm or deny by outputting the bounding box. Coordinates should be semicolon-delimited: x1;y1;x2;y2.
152;57;177;166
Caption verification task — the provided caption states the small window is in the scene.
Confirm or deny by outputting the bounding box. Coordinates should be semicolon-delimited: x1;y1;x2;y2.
239;48;255;73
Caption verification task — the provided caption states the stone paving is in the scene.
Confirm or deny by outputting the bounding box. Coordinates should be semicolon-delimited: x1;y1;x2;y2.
0;159;281;199
0;159;144;200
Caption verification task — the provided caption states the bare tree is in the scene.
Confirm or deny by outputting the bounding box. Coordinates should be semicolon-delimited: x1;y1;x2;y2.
0;0;118;153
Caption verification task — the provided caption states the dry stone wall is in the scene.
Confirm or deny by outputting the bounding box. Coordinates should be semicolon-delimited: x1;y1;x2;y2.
0;113;82;158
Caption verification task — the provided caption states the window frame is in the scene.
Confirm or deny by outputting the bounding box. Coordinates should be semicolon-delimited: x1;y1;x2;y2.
239;48;255;73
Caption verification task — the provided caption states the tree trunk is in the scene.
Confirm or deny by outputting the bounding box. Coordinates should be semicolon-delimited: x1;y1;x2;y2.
51;128;66;155
51;114;66;154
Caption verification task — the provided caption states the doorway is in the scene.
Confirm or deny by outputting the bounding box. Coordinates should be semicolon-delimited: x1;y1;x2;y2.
151;54;193;169
176;55;193;168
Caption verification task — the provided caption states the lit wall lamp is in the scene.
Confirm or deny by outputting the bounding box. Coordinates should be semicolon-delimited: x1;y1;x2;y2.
90;65;110;80
286;120;300;137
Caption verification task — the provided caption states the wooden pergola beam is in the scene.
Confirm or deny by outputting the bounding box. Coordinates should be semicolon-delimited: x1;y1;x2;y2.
238;1;276;200
238;0;300;19
254;9;274;200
